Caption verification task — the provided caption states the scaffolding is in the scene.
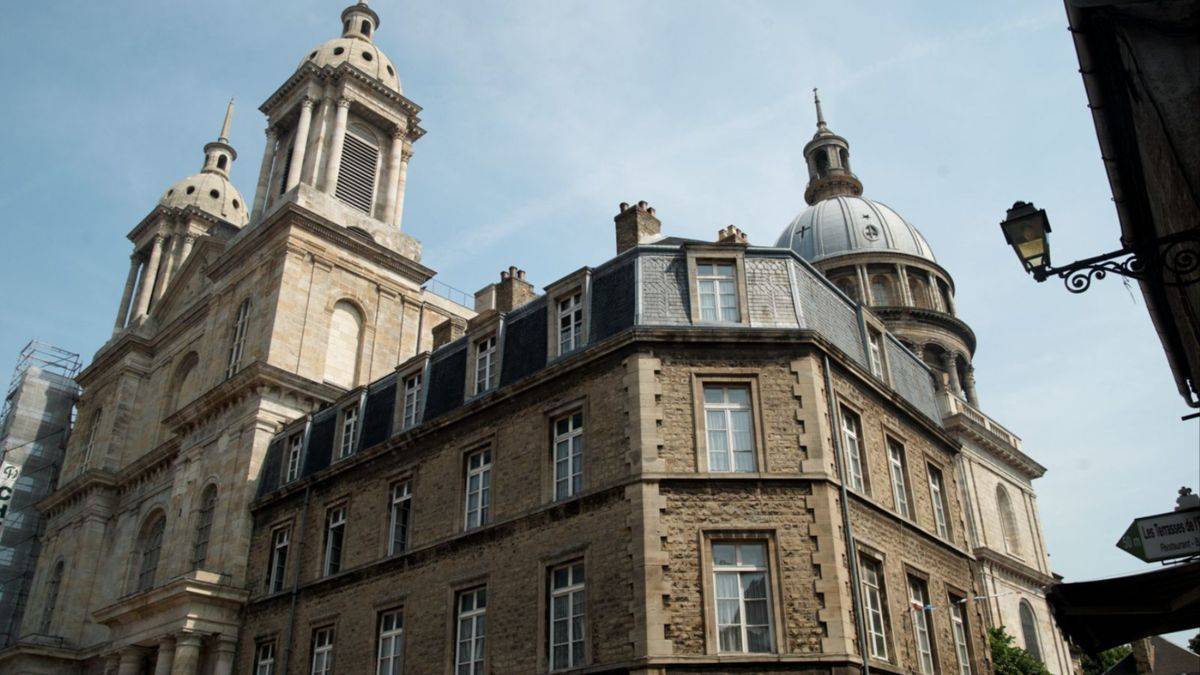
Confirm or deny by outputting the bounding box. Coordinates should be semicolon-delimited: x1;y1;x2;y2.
0;341;81;439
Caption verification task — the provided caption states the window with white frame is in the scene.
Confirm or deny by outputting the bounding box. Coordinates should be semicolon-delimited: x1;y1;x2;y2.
285;432;304;483
227;299;251;379
553;411;584;500
712;541;773;653
549;561;586;670
255;642;276;675
464;449;492;530
868;329;885;378
455;587;487;675
887;439;911;519
908;576;936;675
474;334;497;395
338;403;359;460
950;597;973;675
557;292;584;356
401;373;422;430
388;481;412;555
323;506;346;576
928;465;949;538
696;261;739;322
859;555;889;660
311;627;334;675
704;384;756;472
839;407;866;492
377;609;404;675
268;527;289;593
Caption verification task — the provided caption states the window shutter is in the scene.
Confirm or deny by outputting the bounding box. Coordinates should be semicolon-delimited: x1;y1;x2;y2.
335;132;379;214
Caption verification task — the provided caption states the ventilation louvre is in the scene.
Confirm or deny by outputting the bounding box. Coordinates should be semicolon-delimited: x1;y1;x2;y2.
335;132;380;214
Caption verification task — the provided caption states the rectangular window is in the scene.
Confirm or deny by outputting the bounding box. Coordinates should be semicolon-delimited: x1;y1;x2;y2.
928;465;949;538
703;385;756;472
285;432;303;483
839;407;866;492
323;506;346;576
338;404;359;460
557;292;584;355
227;300;250;379
464;449;492;530
388;481;412;556
474;335;497;395
401;373;422;430
553;412;584;500
887;439;911;519
908;577;936;675
82;409;102;465
712;541;773;653
950;597;973;675
311;627;334;675
860;556;889;660
255;642;276;675
268;528;289;593
549;561;586;670
455;587;487;675
868;329;885;378
377;609;404;675
697;262;739;322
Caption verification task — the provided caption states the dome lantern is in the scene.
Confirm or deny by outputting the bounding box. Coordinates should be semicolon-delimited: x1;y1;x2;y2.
803;89;863;205
340;2;381;43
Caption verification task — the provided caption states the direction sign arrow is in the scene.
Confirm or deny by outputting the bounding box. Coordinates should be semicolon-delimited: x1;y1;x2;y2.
1116;507;1200;563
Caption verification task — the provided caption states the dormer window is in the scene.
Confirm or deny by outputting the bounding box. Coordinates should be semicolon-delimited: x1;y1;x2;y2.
557;292;584;356
697;262;739;322
474;334;497;395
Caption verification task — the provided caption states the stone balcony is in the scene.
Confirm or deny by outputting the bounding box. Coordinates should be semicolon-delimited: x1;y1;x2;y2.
938;391;1046;479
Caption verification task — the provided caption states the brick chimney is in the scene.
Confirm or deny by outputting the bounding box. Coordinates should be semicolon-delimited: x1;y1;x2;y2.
431;316;467;349
474;267;537;313
614;201;661;254
717;225;748;245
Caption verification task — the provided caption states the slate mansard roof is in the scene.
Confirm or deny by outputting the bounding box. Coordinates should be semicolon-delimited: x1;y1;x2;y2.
256;243;943;499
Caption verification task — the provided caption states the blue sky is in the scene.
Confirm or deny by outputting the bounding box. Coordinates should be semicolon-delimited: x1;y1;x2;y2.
3;0;1196;645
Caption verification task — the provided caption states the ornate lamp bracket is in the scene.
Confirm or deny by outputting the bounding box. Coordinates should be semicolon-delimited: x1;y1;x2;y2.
1032;229;1199;294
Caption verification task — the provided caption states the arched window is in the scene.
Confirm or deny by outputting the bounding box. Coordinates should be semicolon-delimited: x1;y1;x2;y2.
335;123;381;214
835;277;858;302
324;300;364;388
171;352;199;412
217;155;228;171
227;299;250;379
39;559;64;633
1019;601;1042;662
908;273;932;309
192;485;218;570
135;513;166;592
815;150;830;178
997;485;1021;555
361;19;371;36
839;148;850;172
870;275;895;306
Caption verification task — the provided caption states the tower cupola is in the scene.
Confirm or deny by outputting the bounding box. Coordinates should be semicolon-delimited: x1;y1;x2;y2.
803;89;863;205
201;98;237;179
341;2;380;42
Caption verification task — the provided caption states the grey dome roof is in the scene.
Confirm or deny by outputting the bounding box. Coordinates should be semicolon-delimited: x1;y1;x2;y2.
776;196;935;263
160;172;249;227
301;37;402;94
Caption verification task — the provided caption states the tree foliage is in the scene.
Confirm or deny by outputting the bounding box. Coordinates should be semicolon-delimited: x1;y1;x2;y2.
990;626;1051;675
1080;644;1131;675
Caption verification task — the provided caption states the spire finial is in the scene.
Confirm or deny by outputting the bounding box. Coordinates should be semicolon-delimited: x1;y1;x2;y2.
218;97;235;143
813;88;827;129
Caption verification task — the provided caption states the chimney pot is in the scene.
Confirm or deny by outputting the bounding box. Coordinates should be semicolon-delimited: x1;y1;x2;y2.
614;199;663;254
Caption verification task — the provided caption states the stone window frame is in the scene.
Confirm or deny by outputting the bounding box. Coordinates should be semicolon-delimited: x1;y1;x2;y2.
392;354;430;434
307;621;338;675
460;439;496;531
880;426;915;522
266;520;293;594
545;269;592;362
697;528;787;656
834;398;872;496
252;637;279;675
375;605;406;675
691;372;768;474
684;246;751;325
943;582;976;675
321;499;351;577
854;541;896;666
535;545;592;672
860;311;891;384
464;315;504;401
332;389;367;463
383;475;414;558
542;397;589;503
923;458;952;541
282;420;310;485
901;563;941;675
445;576;490;675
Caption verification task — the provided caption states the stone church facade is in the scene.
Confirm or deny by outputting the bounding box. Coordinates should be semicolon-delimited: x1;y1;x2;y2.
0;3;1068;675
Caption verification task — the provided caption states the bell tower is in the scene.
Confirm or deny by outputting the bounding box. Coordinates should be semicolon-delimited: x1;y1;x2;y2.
803;89;863;205
248;1;425;259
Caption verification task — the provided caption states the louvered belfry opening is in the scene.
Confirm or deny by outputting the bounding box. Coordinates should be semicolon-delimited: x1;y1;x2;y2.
335;128;380;214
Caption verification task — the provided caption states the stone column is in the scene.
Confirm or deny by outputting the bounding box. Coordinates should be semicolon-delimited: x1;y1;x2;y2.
306;88;336;186
941;351;963;398
155;234;184;302
322;97;351;194
212;636;237;675
170;633;203;675
113;255;141;333
381;131;405;224
251;127;278;223
392;147;412;228
153;636;175;675
179;234;196;265
117;647;144;675
896;263;914;306
963;365;979;407
133;234;164;320
149;235;174;304
285;97;315;192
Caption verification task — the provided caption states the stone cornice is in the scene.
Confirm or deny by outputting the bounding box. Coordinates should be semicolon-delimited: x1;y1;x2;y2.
38;469;119;518
975;545;1056;587
259;62;423;138
93;570;249;628
126;204;232;245
873;306;977;354
115;437;180;497
943;401;1045;479
812;251;959;295
76;336;154;389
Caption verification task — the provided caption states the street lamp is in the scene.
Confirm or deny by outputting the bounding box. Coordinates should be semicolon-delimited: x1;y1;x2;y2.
999;200;1199;293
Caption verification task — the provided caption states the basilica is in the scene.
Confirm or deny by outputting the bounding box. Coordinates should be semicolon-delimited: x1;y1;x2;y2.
0;3;1071;674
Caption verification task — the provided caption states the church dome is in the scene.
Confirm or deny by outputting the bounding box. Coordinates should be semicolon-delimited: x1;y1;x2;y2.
300;37;402;94
776;195;935;263
160;171;249;227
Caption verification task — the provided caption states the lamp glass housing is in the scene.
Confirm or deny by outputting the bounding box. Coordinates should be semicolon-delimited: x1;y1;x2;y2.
1001;204;1051;273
